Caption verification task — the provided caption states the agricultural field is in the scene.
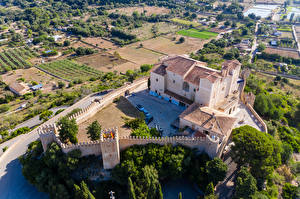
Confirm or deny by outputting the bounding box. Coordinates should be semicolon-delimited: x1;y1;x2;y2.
171;18;201;27
81;37;118;50
0;47;36;73
75;52;127;71
1;67;68;93
37;59;102;81
265;48;300;59
177;29;218;39
279;31;293;38
129;22;180;40
107;6;170;16
140;35;210;55
77;96;140;142
114;45;163;65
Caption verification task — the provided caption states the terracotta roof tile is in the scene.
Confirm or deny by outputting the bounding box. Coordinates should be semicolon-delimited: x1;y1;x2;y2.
180;103;237;136
184;66;222;85
164;56;196;76
9;82;26;93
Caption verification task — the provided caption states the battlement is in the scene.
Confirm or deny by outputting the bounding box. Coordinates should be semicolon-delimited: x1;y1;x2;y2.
68;102;100;123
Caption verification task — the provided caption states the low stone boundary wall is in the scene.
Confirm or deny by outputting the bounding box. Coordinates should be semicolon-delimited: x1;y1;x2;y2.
246;103;268;133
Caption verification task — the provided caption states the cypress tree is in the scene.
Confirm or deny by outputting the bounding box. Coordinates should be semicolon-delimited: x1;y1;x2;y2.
205;182;214;195
128;177;136;199
178;192;182;199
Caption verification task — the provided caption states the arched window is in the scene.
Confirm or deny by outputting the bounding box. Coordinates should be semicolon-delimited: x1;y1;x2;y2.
182;82;189;92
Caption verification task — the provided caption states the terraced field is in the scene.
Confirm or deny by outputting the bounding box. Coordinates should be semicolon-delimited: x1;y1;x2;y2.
37;59;102;81
0;47;36;73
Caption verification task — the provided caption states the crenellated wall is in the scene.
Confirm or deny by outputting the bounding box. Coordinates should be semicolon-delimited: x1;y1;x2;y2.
38;123;222;166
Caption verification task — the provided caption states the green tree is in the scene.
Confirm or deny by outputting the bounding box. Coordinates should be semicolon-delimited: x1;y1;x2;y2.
231;125;281;179
58;81;65;89
205;182;214;195
157;183;163;199
234;167;257;199
282;183;298;199
179;37;185;43
86;121;101;141
178;192;182;199
64;40;71;46
74;181;95;199
128;177;136;199
257;43;266;52
281;143;293;164
206;158;228;185
57;117;78;144
39;110;53;122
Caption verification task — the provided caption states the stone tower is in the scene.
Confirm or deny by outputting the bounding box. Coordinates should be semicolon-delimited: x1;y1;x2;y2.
100;128;120;169
38;124;57;152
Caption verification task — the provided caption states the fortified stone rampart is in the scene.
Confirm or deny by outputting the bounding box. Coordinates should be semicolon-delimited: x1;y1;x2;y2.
119;135;220;157
68;77;147;124
38;123;222;169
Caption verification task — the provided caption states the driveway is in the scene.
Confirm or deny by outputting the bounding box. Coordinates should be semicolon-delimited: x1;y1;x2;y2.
127;90;185;136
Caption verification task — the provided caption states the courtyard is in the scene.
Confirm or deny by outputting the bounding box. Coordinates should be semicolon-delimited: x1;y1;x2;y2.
127;89;186;137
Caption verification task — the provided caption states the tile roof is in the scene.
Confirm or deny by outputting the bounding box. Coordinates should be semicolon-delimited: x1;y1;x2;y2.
152;55;240;84
222;60;241;71
164;56;196;76
184;66;222;85
180;103;237;136
9;82;26;93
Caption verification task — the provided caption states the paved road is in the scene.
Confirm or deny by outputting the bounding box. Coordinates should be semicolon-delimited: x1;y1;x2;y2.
0;92;101;199
0;106;69;158
0;79;146;199
249;22;259;63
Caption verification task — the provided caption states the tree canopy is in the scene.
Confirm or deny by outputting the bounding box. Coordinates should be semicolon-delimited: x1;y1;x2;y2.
57;117;78;144
231;125;281;179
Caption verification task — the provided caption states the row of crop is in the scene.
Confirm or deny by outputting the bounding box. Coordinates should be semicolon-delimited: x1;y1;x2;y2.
0;47;36;73
4;51;24;68
0;52;17;70
8;50;32;67
38;60;102;81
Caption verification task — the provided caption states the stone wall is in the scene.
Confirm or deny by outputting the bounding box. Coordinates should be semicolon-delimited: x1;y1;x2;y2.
119;135;221;158
68;77;148;124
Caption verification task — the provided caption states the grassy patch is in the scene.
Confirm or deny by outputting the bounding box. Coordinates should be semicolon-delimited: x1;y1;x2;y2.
177;28;218;39
171;18;200;27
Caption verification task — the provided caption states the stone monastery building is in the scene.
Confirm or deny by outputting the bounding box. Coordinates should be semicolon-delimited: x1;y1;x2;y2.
150;55;241;143
39;55;245;170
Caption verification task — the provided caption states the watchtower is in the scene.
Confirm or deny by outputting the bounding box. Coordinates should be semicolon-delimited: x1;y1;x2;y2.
100;128;120;169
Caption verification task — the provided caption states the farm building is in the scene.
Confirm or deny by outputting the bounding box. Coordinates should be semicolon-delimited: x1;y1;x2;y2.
9;82;29;96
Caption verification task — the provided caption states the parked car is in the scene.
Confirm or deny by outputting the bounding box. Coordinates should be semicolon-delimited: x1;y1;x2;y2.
136;104;145;112
155;124;163;133
145;115;153;124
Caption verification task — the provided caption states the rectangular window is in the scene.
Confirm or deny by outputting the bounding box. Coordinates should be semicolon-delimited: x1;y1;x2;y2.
156;78;158;82
173;80;175;83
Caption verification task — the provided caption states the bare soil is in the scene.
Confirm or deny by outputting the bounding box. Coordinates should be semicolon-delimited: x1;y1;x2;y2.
75;52;127;71
82;37;119;50
265;48;300;59
108;6;170;16
1;67;68;93
77;97;140;142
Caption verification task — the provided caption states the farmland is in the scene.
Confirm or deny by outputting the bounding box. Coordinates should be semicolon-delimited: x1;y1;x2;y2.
264;48;300;59
37;59;102;81
171;18;201;27
107;6;170;16
177;29;218;39
0;47;36;73
75;52;127;71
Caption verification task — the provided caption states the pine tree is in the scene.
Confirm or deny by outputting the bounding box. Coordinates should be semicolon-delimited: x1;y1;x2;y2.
128;177;136;199
86;120;101;140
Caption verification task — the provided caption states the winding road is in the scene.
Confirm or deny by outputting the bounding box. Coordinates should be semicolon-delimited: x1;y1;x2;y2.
0;78;147;199
0;92;100;199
